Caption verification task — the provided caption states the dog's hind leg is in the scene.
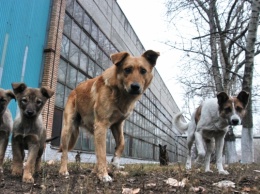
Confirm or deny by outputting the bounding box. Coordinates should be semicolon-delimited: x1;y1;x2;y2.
111;122;125;169
204;139;214;173
185;133;195;170
59;95;80;176
59;122;79;176
215;134;229;175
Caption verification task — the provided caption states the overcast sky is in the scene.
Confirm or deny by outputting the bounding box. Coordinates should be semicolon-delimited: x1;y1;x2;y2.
117;0;185;109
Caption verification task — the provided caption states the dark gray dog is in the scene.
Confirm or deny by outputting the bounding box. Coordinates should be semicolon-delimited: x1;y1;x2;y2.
11;83;54;183
159;144;169;165
0;88;15;174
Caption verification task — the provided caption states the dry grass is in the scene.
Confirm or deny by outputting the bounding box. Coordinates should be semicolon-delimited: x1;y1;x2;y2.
1;160;260;193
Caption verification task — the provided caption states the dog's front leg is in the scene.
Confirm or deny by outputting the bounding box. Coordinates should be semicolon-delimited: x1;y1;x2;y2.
215;135;229;175
23;143;40;183
11;136;24;176
111;122;125;169
94;121;112;182
204;139;215;173
0;135;9;173
194;131;206;163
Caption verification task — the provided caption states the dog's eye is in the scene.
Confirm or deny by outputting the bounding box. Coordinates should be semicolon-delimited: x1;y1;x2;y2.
0;98;6;103
36;100;42;106
224;107;232;113
236;106;242;112
140;68;147;75
124;67;132;74
21;98;28;104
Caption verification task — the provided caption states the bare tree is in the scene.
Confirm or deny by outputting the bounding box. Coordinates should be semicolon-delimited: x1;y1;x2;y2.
241;0;260;163
165;0;260;163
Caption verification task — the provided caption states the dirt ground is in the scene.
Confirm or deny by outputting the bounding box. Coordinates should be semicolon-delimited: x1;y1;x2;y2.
1;160;260;194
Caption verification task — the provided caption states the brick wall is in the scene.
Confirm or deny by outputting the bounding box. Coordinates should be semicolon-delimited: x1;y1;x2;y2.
42;0;66;138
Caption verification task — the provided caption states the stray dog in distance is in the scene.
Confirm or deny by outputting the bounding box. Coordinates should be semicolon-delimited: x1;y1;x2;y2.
174;91;249;174
0;89;15;174
59;50;160;182
75;151;81;164
159;144;169;165
11;83;54;183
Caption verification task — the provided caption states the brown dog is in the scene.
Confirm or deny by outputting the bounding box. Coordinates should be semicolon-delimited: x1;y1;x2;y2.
11;83;54;183
59;50;160;182
0;88;15;174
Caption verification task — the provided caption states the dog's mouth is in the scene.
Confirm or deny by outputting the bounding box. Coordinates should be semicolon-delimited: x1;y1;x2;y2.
128;90;142;95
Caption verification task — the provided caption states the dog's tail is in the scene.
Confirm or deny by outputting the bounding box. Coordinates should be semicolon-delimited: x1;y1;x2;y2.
46;136;59;143
174;112;189;132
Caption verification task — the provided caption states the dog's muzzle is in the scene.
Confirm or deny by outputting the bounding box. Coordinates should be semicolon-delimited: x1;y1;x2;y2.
25;110;36;117
230;115;241;126
129;83;141;95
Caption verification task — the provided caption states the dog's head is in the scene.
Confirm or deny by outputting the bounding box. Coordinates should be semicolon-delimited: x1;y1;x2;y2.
110;50;160;95
217;91;249;125
12;83;54;118
0;88;15;115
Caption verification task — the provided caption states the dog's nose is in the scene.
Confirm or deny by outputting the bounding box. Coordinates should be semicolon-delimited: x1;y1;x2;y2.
130;83;140;92
26;110;34;117
231;118;239;125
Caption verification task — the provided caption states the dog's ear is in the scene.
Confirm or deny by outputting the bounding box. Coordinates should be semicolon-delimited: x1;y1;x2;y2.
217;91;229;106
110;52;130;66
41;87;54;99
12;83;27;94
6;90;16;101
237;91;249;108
217;92;229;105
142;50;160;66
159;144;162;148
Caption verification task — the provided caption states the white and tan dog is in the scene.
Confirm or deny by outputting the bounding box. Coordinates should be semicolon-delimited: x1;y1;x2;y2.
174;91;249;174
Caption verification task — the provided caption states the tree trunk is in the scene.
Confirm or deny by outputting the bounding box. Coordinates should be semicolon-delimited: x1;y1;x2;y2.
224;126;238;164
241;0;260;163
208;1;223;92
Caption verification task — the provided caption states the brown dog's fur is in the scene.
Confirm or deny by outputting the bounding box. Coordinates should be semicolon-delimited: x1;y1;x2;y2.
59;50;160;181
11;83;54;183
0;89;15;173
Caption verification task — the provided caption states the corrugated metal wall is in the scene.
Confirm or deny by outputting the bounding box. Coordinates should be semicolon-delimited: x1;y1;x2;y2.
0;0;51;117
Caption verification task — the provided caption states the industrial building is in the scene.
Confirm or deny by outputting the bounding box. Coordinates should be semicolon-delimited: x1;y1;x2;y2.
0;0;187;163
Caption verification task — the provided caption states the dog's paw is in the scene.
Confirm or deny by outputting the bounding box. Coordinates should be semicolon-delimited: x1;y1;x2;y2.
59;170;69;176
112;163;125;170
111;157;125;169
101;175;113;182
23;175;34;183
219;170;229;175
205;169;213;173
185;163;192;170
11;169;23;176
